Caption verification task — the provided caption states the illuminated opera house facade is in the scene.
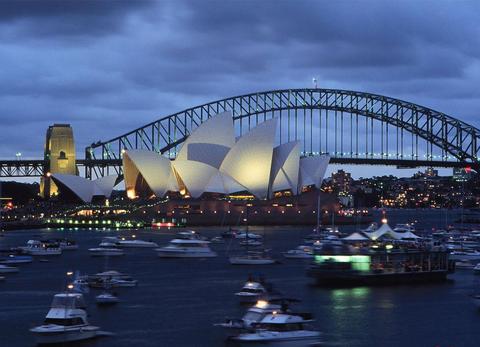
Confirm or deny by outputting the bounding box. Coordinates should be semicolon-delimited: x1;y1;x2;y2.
123;111;330;200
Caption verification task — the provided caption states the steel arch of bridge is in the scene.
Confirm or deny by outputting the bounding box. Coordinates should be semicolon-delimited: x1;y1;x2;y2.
85;88;480;178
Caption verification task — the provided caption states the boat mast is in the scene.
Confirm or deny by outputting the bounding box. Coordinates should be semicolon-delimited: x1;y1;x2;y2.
316;189;321;232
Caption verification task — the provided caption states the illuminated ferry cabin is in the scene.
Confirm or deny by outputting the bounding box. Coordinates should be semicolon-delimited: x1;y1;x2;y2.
307;248;455;286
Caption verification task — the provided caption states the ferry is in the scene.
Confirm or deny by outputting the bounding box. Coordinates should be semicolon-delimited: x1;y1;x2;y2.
307;246;455;286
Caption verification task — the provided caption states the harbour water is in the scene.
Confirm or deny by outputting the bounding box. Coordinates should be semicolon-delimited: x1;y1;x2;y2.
1;209;479;347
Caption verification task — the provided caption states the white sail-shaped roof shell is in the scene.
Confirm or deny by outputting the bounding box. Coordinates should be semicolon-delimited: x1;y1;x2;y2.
299;155;330;190
52;174;117;203
176;111;235;168
93;175;118;197
269;141;300;197
123;150;176;198
204;171;246;195
219;119;278;199
172;160;219;198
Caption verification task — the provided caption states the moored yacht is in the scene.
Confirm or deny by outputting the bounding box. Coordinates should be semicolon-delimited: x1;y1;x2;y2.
96;291;120;305
30;293;100;344
20;240;62;256
155;239;217;258
283;245;314;259
228;311;321;346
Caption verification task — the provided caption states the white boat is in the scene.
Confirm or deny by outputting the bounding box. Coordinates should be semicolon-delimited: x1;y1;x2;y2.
0;264;19;273
176;230;206;240
474;263;480;274
0;255;33;264
96;292;120;305
30;293;100;344
455;260;475;269
283;245;314;259
230;251;276;265
235;280;269;303
44;239;79;250
240;239;263;247
229;311;321;346
20;240;62;256
215;299;283;336
87;271;138;288
88;248;124;257
235;232;262;240
117;239;158;248
450;250;480;261
473;293;480;308
155;239;217;258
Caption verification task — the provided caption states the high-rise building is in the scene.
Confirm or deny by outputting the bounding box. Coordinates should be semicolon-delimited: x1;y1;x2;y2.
40;124;76;198
453;167;471;183
331;169;352;193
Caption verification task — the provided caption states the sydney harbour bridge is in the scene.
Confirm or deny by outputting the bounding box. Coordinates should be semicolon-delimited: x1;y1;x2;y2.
1;88;479;178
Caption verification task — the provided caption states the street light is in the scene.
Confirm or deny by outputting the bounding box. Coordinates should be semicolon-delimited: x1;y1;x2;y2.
15;152;21;161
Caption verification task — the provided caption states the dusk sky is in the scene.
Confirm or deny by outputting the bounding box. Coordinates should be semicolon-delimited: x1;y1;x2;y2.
1;0;480;178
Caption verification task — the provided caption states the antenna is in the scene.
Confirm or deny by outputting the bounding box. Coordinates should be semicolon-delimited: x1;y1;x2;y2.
312;77;318;89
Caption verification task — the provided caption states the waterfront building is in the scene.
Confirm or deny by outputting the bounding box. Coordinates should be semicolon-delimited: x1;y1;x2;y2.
122;111;330;200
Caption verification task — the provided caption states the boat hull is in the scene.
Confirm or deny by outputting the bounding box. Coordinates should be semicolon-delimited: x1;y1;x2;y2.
0;267;19;273
307;268;449;286
230;333;321;347
229;257;276;265
88;249;124;257
156;250;217;258
30;325;99;344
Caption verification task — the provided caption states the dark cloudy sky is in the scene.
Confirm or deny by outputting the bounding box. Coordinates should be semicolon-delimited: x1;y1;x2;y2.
1;0;480;178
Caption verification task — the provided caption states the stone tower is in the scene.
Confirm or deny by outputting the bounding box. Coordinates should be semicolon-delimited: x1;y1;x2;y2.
40;124;76;198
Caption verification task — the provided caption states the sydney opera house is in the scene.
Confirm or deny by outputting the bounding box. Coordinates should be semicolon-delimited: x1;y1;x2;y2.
123;111;330;200
50;111;329;204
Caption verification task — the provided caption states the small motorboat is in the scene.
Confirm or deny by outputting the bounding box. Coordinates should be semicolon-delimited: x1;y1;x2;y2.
240;239;263;247
210;236;225;243
86;271;138;288
116;238;158;248
472;293;480;308
228;311;321;346
176;230;206;240
0;255;33;264
0;264;19;273
283;245;314;259
96;292;120;305
155;239;217;258
234;276;284;304
229;251;276;265
30;292;100;344
455;260;475;269
234;232;262;240
88;248;124;257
